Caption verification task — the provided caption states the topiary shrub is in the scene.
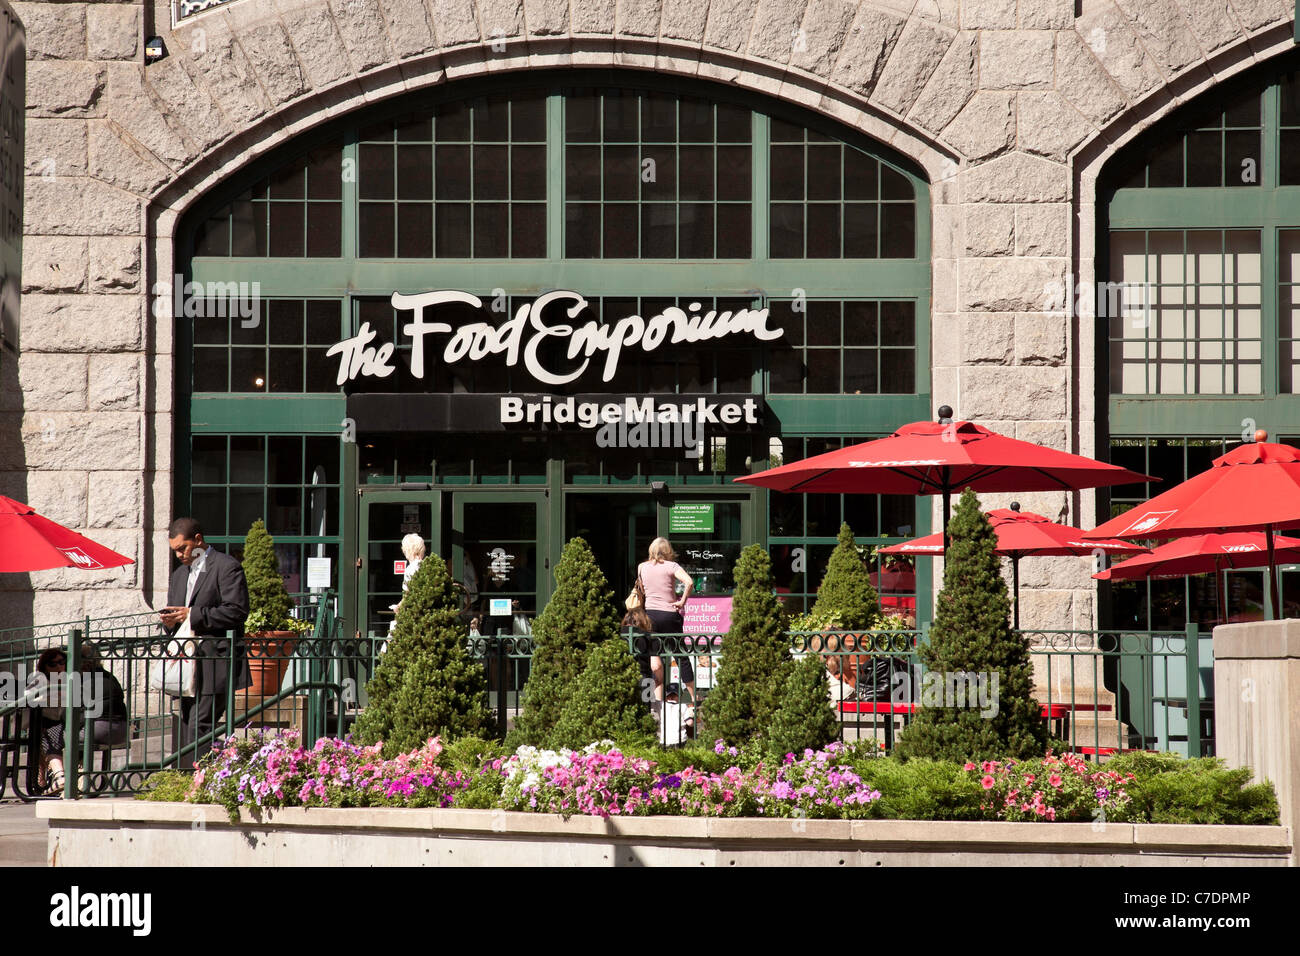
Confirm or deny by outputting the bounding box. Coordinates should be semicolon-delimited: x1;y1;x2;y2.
809;522;880;629
766;653;840;758
353;554;494;756
1105;752;1281;825
242;519;292;632
700;545;794;746
510;537;621;747
550;639;658;749
894;489;1048;762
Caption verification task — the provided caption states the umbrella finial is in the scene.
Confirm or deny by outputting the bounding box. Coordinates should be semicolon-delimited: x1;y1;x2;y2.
1255;429;1268;443
937;405;953;424
1010;501;1020;512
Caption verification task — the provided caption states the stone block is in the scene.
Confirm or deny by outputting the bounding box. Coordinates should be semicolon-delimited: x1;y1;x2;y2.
978;30;1053;91
906;30;976;134
90;237;143;293
374;0;438;57
24;178;140;237
87;122;174;196
960;256;1066;312
1016;92;1091;161
19;294;142;352
790;0;857;75
1074;5;1164;100
81;587;151;620
22;237;89;294
1015;313;1068;365
25;62;106;118
1175;0;1245;52
17;353;87;411
571;0;617;34
959;0;1015;29
962;365;1068;420
964;203;1014;256
1225;0;1292;32
871;17;953;117
961;313;1014;364
231;14;309;103
179;21;271;128
747;0;806;65
87;3;140;60
104;62;196;168
21;412;143;472
943;91;1014;162
616;0;663;37
1015;202;1068;257
88;471;144;529
15;469;88;527
522;0;568;37
1012;420;1069;453
139;56;231;155
932;257;957;313
704;0;758;51
1111;0;1207;76
25;119;88;183
930;311;962;368
88;353;142;411
828;5;905;95
931;203;960;260
0;588;82;628
660;0;707;41
11;2;86;60
1015;588;1074;632
1017;0;1073;30
272;0;354;88
1054;31;1128;128
962;152;1068;203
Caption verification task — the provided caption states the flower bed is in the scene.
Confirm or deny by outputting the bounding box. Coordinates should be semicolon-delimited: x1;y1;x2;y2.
141;731;1280;827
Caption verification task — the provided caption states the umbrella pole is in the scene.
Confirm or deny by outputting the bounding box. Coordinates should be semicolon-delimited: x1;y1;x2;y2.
1266;523;1281;620
1012;556;1020;630
941;485;951;551
1216;562;1225;627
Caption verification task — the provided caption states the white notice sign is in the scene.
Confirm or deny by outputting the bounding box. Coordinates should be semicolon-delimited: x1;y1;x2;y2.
306;557;331;589
489;598;511;617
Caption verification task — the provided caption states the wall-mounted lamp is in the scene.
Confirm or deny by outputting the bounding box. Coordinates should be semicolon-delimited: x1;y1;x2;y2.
144;36;167;65
650;481;667;496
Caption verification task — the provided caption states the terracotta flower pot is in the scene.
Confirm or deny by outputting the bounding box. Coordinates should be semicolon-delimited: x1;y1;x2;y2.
244;630;298;696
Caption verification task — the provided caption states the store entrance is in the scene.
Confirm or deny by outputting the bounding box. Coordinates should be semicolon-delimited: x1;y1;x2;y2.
564;491;755;601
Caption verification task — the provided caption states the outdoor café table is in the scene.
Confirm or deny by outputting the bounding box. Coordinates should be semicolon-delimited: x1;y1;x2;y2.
837;701;1112;750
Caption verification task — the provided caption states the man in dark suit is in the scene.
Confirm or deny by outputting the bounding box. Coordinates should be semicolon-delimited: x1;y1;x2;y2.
159;517;251;769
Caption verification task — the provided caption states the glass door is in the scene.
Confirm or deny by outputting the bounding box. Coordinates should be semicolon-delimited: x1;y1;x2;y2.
357;491;440;637
452;492;548;636
657;495;753;597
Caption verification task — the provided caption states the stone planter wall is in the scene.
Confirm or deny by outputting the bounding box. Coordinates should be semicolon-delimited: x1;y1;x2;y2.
38;799;1292;866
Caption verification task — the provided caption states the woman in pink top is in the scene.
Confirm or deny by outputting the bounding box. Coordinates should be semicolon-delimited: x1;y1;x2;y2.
637;537;695;716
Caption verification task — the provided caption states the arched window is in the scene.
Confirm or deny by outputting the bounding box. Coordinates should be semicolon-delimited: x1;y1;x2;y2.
177;75;931;616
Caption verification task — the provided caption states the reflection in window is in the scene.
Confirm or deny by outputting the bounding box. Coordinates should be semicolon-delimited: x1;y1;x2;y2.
1108;230;1261;395
192;141;344;257
1115;87;1261;189
357;94;546;258
564;89;753;259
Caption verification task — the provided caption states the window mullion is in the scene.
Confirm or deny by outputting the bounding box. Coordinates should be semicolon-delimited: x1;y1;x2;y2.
753;110;769;260
547;92;564;260
1263;223;1280;394
341;135;358;261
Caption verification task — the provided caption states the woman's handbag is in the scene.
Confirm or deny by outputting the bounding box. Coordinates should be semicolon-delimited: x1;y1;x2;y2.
624;573;646;613
150;621;197;698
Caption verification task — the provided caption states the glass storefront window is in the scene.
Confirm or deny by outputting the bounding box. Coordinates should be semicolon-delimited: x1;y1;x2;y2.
192;299;342;393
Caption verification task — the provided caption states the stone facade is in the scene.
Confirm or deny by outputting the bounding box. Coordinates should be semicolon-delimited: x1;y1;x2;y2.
3;0;1298;630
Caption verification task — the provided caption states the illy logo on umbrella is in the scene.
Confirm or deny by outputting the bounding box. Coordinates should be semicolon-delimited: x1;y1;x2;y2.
1222;544;1260;553
59;548;104;570
1122;511;1177;535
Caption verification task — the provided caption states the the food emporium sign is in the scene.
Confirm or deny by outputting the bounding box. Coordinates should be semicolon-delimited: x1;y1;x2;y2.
327;289;784;388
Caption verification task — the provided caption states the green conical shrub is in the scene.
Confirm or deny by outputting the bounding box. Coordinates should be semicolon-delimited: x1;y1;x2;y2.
550;639;657;749
242;519;292;631
810;523;880;629
511;537;621;747
766;653;840;758
894;489;1048;762
353;554;494;756
700;545;794;746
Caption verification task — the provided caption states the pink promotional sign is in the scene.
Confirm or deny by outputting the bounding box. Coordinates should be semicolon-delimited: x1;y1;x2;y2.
682;597;731;635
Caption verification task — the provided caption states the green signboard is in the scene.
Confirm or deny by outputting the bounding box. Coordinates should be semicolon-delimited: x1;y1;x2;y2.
669;503;714;533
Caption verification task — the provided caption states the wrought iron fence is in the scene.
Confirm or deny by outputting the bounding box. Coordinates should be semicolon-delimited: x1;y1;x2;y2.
1;600;1212;800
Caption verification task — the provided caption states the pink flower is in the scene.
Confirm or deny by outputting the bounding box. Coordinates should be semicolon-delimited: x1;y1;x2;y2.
963;762;976;771
1048;774;1063;788
981;775;995;790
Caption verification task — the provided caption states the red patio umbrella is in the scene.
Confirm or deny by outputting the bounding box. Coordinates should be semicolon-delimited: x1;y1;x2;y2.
0;495;135;572
1093;532;1300;626
879;502;1148;627
1084;434;1300;618
737;407;1153;542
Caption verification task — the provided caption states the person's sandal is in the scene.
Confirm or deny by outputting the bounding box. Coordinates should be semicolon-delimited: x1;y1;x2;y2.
47;768;65;796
